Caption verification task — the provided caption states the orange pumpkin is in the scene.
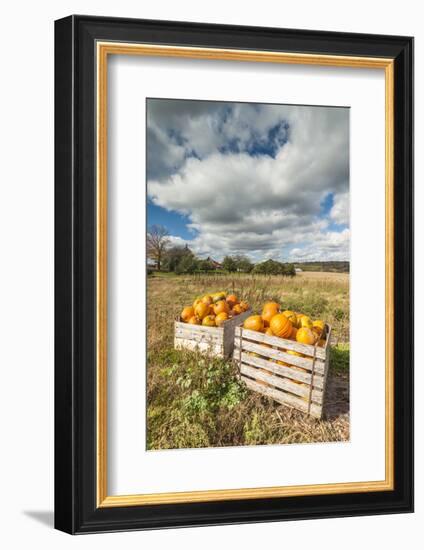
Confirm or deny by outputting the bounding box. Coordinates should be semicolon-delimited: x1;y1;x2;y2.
201;294;213;306
269;313;292;338
226;294;238;307
211;291;226;303
214;300;229;315
313;319;325;331
261;309;277;326
239;300;250;312
181;306;195;322
202;315;216;327
262;301;280;315
300;315;313;329
243;315;264;332
215;312;229;326
188;315;201;325
290;326;298;340
232;304;243;315
296;327;316;345
192;298;202;309
264;327;274;336
194;302;209;320
282;310;297;325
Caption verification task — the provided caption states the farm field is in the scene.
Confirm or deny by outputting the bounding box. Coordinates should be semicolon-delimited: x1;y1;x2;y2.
147;271;350;450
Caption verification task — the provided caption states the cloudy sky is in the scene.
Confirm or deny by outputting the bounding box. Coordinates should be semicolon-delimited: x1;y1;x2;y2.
146;99;349;263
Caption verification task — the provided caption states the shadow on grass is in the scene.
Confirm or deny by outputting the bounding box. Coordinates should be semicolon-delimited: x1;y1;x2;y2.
324;344;350;420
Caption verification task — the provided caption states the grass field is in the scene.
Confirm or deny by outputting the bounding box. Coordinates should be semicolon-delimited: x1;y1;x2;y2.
147;271;350;450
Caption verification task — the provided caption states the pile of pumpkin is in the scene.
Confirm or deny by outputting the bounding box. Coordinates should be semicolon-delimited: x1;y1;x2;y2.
243;301;327;347
180;292;250;328
241;303;327;397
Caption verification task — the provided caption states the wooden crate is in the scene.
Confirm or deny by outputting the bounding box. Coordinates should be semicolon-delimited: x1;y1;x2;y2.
234;324;331;418
174;309;252;359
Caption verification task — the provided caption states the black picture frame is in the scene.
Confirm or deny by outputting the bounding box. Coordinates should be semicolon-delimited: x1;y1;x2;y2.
55;14;414;534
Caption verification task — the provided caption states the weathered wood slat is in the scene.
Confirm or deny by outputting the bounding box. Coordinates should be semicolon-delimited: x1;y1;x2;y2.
241;376;322;418
175;321;224;336
235;322;331;418
174;309;252;358
222;309;252;357
239;351;324;389
174;338;223;356
323;324;331;350
222;310;251;328
234;339;325;375
175;328;223;344
319;325;332;412
240;364;323;404
234;326;325;360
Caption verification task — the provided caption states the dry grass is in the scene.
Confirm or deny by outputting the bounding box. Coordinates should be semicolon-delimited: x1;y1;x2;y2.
147;271;349;450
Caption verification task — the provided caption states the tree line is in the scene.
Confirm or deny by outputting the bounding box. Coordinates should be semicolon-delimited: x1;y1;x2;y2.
147;225;295;276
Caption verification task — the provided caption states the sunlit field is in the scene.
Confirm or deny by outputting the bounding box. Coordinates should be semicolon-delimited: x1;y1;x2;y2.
147;271;349;450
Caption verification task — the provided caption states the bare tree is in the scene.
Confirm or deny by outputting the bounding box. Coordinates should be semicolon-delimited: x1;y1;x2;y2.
147;225;169;271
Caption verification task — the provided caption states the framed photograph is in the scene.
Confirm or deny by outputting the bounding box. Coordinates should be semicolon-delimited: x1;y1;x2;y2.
54;15;413;534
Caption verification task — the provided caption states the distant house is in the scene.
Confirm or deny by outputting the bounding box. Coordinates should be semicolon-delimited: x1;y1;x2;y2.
206;256;223;270
295;267;303;273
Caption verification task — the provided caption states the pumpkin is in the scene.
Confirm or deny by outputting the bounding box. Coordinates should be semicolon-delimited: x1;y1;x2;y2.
300;315;313;329
264;327;274;336
239;300;250;312
215;312;229;326
296;327;316;345
232;303;243;315
192;298;202;309
318;338;326;347
226;294;238;307
213;300;229;316
194;302;209;320
313;319;325;331
208;304;215;315
188;315;201;325
202;315;216;327
243;315;264;332
211;291;226;302
262;301;280;315
269;313;292;338
283;310;297;325
181;306;195;322
261;309;277;326
290;326;298;340
201;294;213;306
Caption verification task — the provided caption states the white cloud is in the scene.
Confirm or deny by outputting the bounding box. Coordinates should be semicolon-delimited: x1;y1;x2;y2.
147;101;349;262
287;228;350;262
330;191;349;226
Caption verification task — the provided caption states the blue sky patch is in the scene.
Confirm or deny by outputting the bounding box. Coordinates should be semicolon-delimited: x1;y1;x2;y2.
147;201;193;240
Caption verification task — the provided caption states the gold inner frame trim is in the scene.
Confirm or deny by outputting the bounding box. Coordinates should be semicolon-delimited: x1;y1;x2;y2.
96;42;395;508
